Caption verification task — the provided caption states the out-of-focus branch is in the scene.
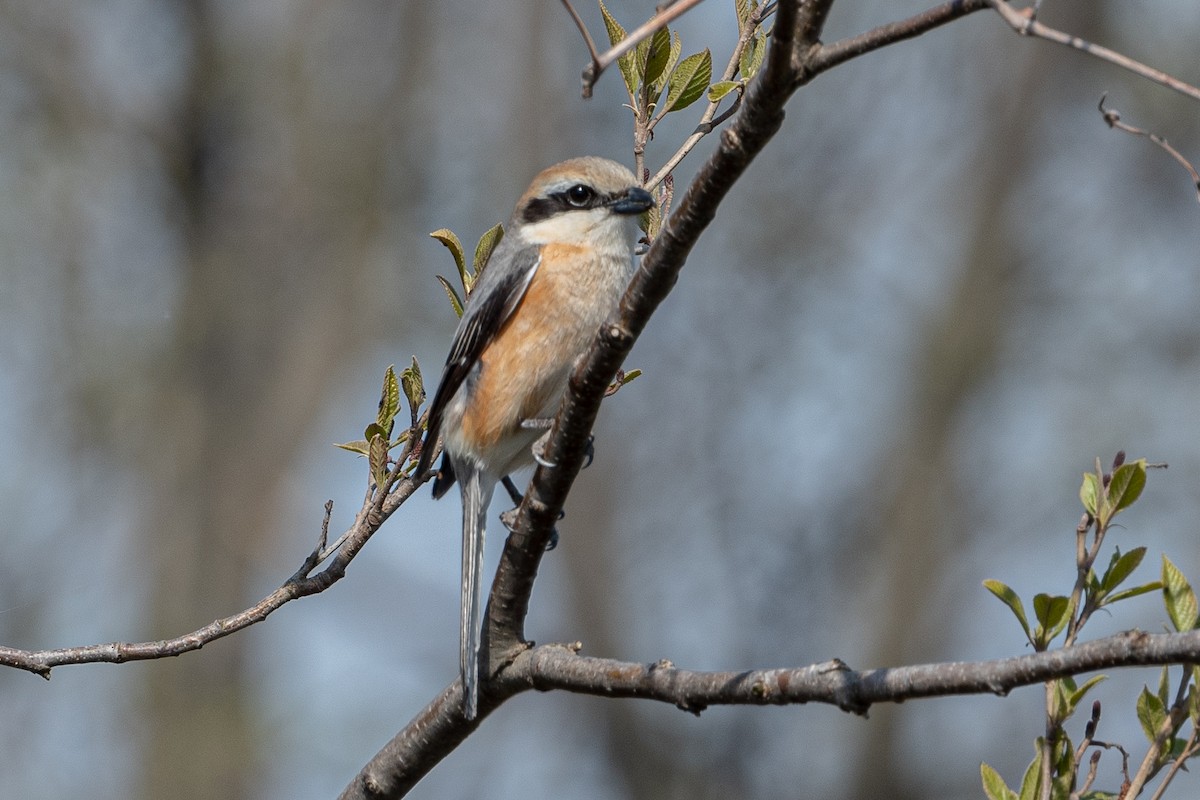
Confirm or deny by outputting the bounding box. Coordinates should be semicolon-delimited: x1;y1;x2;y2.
1099;94;1200;204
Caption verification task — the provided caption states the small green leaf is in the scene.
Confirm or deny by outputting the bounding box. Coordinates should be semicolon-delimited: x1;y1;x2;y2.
1079;472;1100;517
642;26;672;88
1163;555;1199;632
1106;581;1163;604
369;431;389;488
746;30;767;79
981;763;1016;800
662;49;712;114
1102;546;1147;593
1107;458;1147;515
1033;593;1071;641
984;579;1032;642
651;31;683;98
399;356;424;427
1049;679;1071;724
435;275;465;318
471;223;505;288
1052;733;1074;786
1017;746;1042;800
599;0;637;97
334;439;370;456
707;80;742;103
1137;686;1167;743
1068;675;1107;711
1157;665;1171;707
739;36;756;80
606;367;645;398
430;228;467;289
734;0;754;33
364;422;389;443
376;365;400;435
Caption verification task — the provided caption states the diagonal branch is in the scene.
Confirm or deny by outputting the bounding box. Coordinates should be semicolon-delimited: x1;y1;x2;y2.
339;1;807;793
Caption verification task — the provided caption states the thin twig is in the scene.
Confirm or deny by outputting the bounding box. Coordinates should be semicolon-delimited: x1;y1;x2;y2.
0;475;422;677
1099;94;1200;204
560;0;600;69
989;0;1200;103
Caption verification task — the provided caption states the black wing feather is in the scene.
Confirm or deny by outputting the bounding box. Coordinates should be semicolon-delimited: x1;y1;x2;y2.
416;243;541;495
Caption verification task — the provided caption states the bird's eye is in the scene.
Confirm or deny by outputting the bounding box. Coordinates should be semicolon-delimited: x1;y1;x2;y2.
565;184;595;207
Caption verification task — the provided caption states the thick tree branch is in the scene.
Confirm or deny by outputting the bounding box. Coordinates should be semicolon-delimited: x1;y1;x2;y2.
339;629;1200;798
513;630;1200;712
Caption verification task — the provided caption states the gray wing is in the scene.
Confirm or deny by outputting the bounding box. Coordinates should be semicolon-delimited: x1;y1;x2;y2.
416;239;541;495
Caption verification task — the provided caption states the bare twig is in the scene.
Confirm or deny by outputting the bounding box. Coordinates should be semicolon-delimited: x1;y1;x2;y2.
0;475;423;677
989;0;1200;103
560;0;601;71
1099;94;1200;204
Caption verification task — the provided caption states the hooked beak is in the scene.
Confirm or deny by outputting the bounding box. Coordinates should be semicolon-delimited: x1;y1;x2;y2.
609;186;655;216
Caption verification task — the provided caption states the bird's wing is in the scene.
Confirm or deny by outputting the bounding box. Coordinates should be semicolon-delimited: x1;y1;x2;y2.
416;241;541;491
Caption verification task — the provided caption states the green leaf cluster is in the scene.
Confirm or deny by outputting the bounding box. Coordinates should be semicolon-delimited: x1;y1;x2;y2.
1079;458;1147;529
982;456;1200;799
334;361;425;486
600;0;713;117
431;223;504;317
982;734;1080;800
1135;663;1200;774
709;0;768;102
983;580;1074;651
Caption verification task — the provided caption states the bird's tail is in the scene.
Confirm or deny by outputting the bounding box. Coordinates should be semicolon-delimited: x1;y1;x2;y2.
460;467;493;720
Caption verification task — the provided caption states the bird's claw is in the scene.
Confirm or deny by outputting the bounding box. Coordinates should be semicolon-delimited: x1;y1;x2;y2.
499;507;559;551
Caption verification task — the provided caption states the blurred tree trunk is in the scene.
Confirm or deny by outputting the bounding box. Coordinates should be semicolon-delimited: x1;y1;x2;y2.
135;3;427;797
842;16;1089;797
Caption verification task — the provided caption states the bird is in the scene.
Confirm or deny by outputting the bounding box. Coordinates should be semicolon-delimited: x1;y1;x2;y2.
414;156;654;719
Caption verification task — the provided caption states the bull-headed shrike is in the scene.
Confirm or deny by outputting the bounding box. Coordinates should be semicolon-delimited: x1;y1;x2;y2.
414;157;654;718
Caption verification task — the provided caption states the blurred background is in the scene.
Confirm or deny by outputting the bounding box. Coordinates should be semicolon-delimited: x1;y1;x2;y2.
1;1;1198;798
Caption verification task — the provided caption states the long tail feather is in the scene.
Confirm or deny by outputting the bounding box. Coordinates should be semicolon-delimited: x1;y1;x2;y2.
460;468;493;719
